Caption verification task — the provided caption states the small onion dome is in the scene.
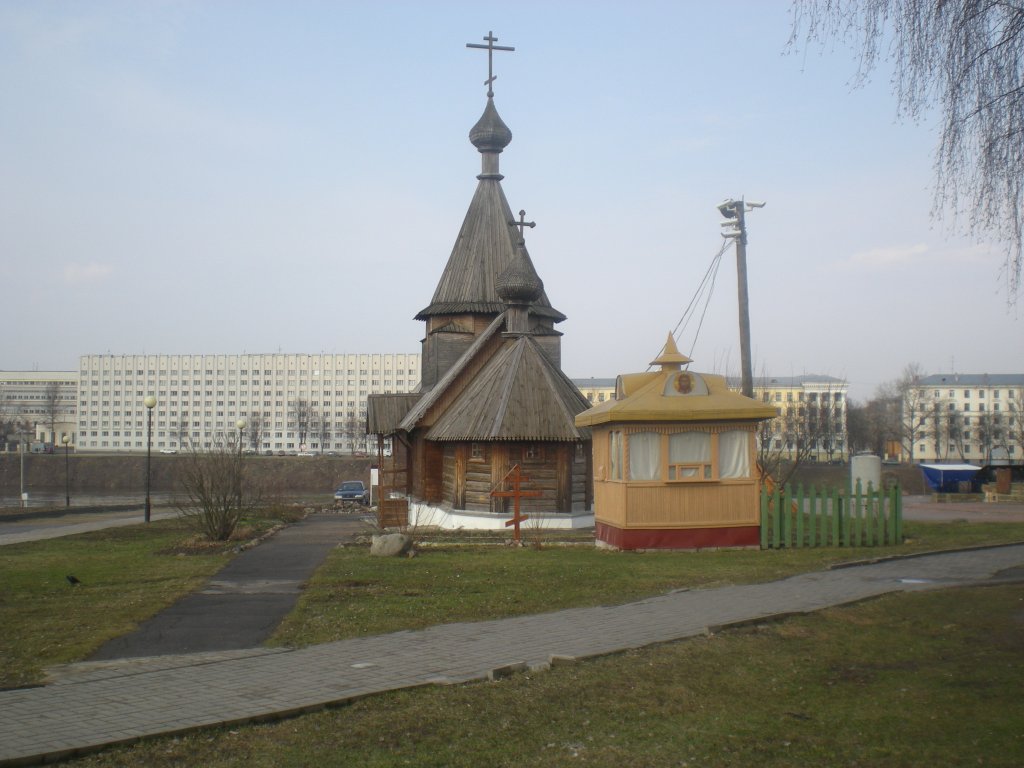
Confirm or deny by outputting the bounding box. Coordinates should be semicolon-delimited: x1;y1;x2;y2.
496;245;543;304
469;98;512;152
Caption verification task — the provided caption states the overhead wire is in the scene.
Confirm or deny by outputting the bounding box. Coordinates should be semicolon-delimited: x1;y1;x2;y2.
648;238;732;370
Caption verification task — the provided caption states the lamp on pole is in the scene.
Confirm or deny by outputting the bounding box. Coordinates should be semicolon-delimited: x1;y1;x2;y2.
718;198;765;399
144;396;157;523
235;418;247;510
62;434;71;508
19;428;26;508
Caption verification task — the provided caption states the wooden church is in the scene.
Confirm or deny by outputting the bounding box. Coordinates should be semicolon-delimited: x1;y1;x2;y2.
368;36;592;529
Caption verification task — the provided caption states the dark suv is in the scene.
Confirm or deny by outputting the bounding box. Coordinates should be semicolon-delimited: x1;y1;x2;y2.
334;481;369;504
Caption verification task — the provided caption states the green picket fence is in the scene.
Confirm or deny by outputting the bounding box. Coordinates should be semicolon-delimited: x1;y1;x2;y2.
760;480;903;549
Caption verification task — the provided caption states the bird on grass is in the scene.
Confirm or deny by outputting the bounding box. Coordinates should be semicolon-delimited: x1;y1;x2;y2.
65;575;82;586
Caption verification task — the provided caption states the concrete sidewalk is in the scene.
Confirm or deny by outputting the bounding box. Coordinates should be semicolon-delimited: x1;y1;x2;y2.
2;544;1022;766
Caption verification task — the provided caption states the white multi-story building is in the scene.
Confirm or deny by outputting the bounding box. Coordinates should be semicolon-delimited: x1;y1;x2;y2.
0;371;78;448
76;353;420;453
740;375;849;463
906;373;1024;464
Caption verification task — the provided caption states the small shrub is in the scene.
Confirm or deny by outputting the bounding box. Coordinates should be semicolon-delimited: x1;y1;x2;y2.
176;439;259;541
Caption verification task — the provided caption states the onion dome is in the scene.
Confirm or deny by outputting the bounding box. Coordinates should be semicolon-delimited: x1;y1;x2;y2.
469;98;512;153
496;244;544;305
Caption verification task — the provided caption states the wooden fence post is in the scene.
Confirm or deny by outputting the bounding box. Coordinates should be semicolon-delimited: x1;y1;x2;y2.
832;487;840;546
853;479;863;547
795;483;804;548
760;485;768;549
772;482;781;549
867;482;874;545
809;485;818;547
781;484;792;548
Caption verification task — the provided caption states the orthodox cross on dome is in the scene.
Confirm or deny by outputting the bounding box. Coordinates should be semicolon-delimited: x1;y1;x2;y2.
513;209;535;243
466;30;515;98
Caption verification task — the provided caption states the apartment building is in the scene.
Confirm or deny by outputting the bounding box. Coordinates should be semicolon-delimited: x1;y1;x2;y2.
574;378;616;406
906;373;1024;464
0;371;78;447
76;353;420;453
741;375;849;462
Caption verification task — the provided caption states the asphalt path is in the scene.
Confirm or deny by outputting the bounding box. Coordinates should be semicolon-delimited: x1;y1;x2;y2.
0;507;180;545
902;494;1024;522
87;512;374;659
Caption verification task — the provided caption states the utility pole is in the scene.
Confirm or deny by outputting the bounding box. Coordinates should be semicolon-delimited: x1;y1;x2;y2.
718;198;765;399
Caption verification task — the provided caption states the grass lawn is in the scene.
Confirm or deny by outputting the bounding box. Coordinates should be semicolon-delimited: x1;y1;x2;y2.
0;508;300;689
269;520;1024;648
4;515;1023;764
68;583;1024;767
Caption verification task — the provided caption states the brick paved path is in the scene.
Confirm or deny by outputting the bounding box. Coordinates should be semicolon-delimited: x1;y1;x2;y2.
1;544;1022;766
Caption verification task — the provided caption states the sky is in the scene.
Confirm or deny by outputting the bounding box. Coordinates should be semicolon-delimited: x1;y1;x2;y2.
2;1;1021;402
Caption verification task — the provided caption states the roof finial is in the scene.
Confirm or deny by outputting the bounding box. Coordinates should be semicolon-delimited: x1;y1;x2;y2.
512;209;535;244
466;30;515;98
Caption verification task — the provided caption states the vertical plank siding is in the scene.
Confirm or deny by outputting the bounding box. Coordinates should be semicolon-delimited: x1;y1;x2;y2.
760;481;903;549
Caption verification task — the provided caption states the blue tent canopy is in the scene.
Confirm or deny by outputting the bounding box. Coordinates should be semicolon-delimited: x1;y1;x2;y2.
918;464;981;493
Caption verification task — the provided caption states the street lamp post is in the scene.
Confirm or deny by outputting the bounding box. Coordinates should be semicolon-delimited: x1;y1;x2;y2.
19;430;26;508
144;396;157;523
235;418;247;509
62;434;71;508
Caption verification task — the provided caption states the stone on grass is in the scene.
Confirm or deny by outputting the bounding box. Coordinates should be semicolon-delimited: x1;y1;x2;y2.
370;533;413;557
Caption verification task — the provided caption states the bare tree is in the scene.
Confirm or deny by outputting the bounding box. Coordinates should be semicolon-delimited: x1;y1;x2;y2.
1007;394;1024;458
41;382;61;444
343;411;364;454
790;0;1024;297
247;410;266;453
948;409;967;461
314;409;331;454
872;363;928;463
922;398;948;461
176;434;256;541
289;398;311;450
175;411;190;450
757;402;830;486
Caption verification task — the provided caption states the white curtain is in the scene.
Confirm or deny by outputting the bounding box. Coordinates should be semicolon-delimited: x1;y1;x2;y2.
628;431;661;480
718;430;750;478
609;431;622;480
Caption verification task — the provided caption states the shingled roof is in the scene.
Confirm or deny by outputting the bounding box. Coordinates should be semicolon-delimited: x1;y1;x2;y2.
426;335;591;442
415;97;565;323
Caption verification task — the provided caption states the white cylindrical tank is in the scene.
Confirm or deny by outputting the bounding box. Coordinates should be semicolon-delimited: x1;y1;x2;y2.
851;453;882;492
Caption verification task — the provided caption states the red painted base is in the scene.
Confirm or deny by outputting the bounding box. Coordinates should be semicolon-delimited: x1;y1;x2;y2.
596;522;760;550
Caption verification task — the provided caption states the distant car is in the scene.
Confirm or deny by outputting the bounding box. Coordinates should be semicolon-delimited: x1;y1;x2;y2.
159;449;177;454
334;481;369;504
297;451;315;457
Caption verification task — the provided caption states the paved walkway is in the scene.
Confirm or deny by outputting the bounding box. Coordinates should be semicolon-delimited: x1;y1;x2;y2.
89;514;374;659
0;508;179;546
2;543;1022;766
